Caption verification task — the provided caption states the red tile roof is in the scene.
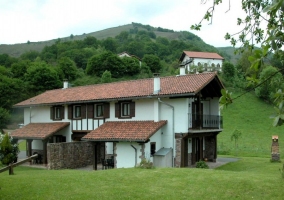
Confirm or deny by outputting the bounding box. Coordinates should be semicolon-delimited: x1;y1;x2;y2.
14;72;221;107
11;122;70;140
180;51;224;60
82;120;167;142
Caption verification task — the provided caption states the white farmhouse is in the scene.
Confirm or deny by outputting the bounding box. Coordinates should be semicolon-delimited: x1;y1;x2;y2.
12;70;224;169
179;51;224;73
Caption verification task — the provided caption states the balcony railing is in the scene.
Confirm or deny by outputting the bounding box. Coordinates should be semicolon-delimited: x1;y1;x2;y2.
189;114;223;129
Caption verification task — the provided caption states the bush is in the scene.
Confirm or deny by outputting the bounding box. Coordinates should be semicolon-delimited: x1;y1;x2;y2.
137;158;154;169
196;161;209;169
0;133;20;165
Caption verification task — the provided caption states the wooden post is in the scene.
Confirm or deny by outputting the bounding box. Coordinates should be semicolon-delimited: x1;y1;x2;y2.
27;139;33;164
93;142;97;170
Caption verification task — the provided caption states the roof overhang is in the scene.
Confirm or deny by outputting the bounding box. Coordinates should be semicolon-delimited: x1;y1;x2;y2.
10;122;70;140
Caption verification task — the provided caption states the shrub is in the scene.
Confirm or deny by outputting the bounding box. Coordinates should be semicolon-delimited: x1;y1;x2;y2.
196;161;209;169
0;133;20;165
137;158;154;169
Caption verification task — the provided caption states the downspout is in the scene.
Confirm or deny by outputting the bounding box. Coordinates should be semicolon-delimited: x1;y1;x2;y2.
30;107;32;123
158;98;175;167
131;145;137;167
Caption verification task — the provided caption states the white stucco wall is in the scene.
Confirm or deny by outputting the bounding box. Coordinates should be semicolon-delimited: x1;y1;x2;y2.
116;142;141;168
182;55;223;72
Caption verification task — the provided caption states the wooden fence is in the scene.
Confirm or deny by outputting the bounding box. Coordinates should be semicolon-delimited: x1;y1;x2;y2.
0;154;38;175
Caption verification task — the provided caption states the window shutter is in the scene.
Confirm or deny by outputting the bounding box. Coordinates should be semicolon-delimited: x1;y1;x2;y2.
87;104;94;118
60;106;65;119
103;103;110;118
130;102;135;117
81;104;86;119
115;103;120;118
68;105;73;119
50;106;54;120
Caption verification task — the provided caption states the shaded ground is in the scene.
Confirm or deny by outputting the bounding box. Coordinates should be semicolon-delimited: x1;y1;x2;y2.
17;151;239;170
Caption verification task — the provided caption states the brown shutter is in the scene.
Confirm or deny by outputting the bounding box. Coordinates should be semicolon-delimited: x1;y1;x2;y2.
68;105;73;119
87;104;94;118
130;102;135;117
115;103;119;118
81;104;86;119
60;106;65;119
50;106;54;120
103;103;110;118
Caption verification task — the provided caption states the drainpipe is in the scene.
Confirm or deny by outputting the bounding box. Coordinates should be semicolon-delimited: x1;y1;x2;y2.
158;98;175;167
30;107;32;123
131;145;137;167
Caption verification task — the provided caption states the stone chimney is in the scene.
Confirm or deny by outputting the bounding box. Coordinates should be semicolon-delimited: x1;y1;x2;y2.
153;73;160;94
63;80;69;89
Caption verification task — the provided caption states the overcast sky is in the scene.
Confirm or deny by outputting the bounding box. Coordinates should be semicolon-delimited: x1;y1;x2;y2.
0;0;245;47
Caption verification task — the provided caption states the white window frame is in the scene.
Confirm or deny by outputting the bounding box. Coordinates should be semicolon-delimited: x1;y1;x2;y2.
73;105;81;118
95;104;104;118
121;102;130;117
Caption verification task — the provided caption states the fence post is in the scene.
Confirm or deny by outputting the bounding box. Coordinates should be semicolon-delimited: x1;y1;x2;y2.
9;163;14;175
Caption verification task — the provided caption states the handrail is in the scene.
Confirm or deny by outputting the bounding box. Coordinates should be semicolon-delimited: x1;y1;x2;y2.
0;154;38;175
190;114;223;129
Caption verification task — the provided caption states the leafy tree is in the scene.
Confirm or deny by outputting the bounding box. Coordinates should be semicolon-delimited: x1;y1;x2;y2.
56;57;78;81
0;108;10;133
192;0;284;126
102;37;118;52
121;56;140;76
11;60;30;79
101;70;112;83
86;51;124;78
0;133;19;165
255;66;283;102
24;61;61;95
142;54;162;73
83;36;99;48
20;51;40;61
222;62;236;80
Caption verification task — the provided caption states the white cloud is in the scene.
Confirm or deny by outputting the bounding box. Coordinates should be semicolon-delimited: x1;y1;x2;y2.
0;0;246;47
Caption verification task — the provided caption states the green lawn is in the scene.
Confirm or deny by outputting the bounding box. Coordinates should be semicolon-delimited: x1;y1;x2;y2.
1;157;283;200
219;90;284;157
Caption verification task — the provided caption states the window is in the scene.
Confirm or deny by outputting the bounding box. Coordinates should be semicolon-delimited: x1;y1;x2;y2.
121;102;130;117
115;101;135;119
204;63;208;71
50;106;64;121
95;104;104;118
73;105;81;118
150;142;156;156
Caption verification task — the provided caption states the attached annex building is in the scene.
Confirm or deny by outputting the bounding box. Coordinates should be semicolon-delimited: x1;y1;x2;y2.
12;70;224;169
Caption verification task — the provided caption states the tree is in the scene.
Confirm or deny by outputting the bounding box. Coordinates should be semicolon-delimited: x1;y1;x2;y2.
222;62;236;81
121;56;140;76
101;70;112;83
0;133;19;165
24;61;61;95
56;57;78;81
86;51;125;78
0;108;10;133
255;66;283;102
192;0;284;126
142;54;162;73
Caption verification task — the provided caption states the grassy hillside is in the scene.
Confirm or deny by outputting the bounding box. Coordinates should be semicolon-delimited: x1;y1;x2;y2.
219;89;284;157
0;23;219;58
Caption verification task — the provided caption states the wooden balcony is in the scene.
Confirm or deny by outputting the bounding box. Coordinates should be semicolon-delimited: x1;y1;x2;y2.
189;114;223;130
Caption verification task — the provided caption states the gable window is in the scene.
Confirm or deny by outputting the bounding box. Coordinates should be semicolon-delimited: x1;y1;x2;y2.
115;101;135;119
50;106;64;121
73;105;81;118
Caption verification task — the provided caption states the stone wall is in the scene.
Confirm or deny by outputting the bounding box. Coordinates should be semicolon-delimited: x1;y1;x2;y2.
47;141;94;170
175;134;182;167
204;136;216;162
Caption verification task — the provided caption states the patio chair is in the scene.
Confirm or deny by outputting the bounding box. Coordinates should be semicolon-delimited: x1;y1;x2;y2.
101;158;108;170
107;158;114;169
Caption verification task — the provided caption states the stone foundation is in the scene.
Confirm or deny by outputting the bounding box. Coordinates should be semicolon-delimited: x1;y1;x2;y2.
204;136;216;162
47;141;94;170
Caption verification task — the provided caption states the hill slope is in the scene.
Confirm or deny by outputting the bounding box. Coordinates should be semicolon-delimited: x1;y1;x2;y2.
219;89;284;157
0;23;218;58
